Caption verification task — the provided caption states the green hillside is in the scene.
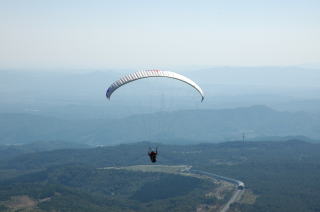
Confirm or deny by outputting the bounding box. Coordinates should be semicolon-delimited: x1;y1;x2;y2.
1;141;320;211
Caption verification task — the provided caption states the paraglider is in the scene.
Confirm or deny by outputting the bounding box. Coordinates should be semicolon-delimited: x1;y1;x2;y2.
106;70;204;102
106;70;204;163
148;147;158;163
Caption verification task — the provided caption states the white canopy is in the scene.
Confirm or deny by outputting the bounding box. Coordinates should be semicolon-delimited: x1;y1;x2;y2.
106;70;204;102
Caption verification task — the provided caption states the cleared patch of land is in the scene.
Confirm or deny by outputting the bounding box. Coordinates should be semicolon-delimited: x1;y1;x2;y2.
2;195;41;212
101;164;192;173
238;189;257;205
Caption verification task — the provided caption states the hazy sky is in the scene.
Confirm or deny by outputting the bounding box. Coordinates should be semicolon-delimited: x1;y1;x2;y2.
1;0;319;70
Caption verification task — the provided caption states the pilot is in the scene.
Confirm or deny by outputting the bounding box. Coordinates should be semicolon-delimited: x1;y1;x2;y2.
148;148;158;163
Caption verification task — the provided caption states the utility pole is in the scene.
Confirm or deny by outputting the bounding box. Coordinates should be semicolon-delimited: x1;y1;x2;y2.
242;132;245;144
160;93;165;112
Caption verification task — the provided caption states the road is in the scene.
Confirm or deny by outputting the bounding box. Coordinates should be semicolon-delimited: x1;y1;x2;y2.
190;169;245;212
220;188;244;212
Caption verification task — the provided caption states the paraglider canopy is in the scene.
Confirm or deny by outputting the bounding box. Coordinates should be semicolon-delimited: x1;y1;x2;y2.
106;70;204;102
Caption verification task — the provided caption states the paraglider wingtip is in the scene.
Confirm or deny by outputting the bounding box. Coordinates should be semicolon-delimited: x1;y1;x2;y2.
201;97;204;102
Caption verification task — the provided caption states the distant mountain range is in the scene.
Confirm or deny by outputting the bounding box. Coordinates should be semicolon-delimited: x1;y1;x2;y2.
1;68;320;121
0;105;319;145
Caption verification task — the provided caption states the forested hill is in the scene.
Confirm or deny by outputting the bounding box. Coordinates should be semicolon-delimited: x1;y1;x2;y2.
1;140;320;171
1;141;320;211
1;105;319;145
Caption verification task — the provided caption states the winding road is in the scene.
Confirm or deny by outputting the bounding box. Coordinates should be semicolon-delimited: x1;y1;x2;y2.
190;169;245;212
220;189;245;212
